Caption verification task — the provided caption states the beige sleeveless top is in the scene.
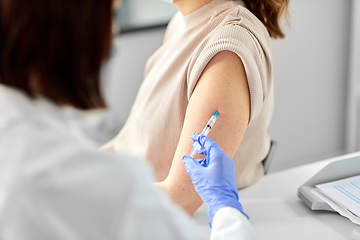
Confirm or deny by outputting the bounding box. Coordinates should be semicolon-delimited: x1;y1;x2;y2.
114;0;273;188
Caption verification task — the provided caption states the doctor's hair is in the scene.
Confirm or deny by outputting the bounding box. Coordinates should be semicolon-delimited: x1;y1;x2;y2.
242;0;289;39
0;0;113;109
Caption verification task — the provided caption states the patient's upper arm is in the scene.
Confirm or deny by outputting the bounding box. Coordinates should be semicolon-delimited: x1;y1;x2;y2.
164;50;250;214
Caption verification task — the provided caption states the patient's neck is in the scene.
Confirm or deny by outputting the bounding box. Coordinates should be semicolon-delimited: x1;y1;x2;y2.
174;0;213;16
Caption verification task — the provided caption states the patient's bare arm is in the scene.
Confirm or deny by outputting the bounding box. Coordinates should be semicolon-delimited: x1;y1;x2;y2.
158;51;251;215
100;137;115;151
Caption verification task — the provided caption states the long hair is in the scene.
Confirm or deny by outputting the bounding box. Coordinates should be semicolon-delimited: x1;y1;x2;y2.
242;0;290;39
0;0;113;109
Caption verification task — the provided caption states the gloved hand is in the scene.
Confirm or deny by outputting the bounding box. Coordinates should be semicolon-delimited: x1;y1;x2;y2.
182;133;248;227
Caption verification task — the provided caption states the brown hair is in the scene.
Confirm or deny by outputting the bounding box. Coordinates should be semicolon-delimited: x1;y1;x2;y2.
0;0;113;109
242;0;289;39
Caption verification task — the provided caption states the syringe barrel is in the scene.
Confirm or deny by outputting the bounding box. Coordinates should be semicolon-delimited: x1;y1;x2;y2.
190;112;218;158
190;115;217;158
201;116;217;136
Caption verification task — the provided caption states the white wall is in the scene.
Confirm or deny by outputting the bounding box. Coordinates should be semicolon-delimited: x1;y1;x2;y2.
346;0;360;153
269;0;352;172
118;0;177;29
100;0;357;172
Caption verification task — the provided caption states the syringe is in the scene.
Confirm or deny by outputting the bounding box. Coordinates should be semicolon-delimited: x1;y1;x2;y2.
189;112;219;158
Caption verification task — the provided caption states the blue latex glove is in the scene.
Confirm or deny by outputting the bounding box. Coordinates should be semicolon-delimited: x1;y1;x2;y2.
182;133;248;227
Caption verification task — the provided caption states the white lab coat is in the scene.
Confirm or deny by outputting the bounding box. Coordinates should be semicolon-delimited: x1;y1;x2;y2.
0;84;256;240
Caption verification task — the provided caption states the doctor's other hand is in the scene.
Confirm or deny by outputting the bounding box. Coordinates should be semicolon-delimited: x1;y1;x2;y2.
182;133;248;227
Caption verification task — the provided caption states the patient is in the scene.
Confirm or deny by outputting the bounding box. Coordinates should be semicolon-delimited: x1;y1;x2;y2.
103;0;289;215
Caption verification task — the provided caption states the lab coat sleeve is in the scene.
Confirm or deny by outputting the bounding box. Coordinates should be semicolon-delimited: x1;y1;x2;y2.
2;120;208;240
210;207;257;240
112;153;208;240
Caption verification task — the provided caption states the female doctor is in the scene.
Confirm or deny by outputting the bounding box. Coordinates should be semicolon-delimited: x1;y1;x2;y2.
0;0;256;239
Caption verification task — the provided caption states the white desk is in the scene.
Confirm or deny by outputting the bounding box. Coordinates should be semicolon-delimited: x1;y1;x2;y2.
193;152;360;239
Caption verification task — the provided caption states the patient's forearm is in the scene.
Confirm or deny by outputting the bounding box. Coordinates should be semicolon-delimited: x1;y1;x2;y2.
99;137;116;151
156;180;203;216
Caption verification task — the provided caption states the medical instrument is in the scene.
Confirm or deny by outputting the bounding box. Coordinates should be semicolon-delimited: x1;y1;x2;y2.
189;112;218;158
